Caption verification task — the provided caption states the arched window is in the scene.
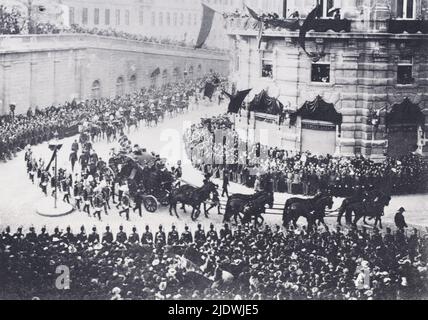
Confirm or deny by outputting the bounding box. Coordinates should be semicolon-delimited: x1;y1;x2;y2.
173;67;180;83
129;75;137;92
91;80;101;99
162;69;168;84
116;77;124;96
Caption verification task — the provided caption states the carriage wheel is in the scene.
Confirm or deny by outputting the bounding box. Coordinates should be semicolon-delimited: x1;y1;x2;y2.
143;196;158;213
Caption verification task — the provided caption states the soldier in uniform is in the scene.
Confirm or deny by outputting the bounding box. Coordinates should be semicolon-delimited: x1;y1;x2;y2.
220;224;232;240
102;226;114;244
194;224;206;246
76;226;88;243
155;225;166;247
37;226;50;244
207;224;218;242
51;227;62;241
395;207;408;230
63;226;76;244
142;225;154;245
128;226;140;244
116;225;128;244
181;225;193;244
88;226;100;244
168;225;180;246
25;226;38;244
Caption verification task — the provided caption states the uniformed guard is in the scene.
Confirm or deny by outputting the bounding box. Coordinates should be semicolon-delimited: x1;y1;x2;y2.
181;225;193;244
76;226;88;243
194;224;206;246
207;224;218;242
102;226;114;244
155;225;166;247
128;226;140;244
63;226;76;244
25;226;38;244
168;225;180;246
220;224;232;240
37;226;50;244
142;225;153;245
116;225;127;244
88;226;100;244
395;207;408;230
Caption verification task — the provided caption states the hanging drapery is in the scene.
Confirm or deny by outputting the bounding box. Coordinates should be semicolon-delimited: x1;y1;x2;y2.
386;98;425;127
249;90;284;116
291;95;342;125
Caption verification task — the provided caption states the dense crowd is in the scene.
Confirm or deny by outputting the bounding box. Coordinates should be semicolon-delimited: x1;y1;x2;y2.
184;116;428;196
0;5;22;35
1;223;427;300
0;74;220;162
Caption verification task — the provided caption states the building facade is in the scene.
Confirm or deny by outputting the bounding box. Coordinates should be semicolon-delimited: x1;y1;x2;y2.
58;0;241;50
227;0;428;159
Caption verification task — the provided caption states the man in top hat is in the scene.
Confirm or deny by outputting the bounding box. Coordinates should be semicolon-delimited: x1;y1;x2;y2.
395;207;408;230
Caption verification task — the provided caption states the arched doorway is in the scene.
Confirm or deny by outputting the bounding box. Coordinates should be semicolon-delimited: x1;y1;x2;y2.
386;98;425;157
150;67;160;88
129;75;137;92
116;77;125;96
293;96;343;156
91;80;101;100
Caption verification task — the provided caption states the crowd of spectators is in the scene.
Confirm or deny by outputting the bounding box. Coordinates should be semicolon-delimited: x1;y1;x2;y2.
0;74;217;162
184;116;428;197
0;5;22;35
1;223;427;300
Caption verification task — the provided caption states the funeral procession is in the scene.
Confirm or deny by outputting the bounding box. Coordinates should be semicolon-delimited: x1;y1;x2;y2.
1;0;428;306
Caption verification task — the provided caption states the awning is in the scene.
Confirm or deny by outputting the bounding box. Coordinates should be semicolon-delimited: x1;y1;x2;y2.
249;90;284;116
292;95;342;125
386;98;425;127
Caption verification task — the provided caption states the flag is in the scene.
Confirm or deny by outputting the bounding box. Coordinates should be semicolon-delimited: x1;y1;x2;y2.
245;5;264;49
195;3;216;49
226;89;252;114
204;82;216;99
299;5;321;57
246;5;261;21
151;67;160;78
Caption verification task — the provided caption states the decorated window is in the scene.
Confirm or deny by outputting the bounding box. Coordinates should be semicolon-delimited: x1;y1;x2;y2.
397;0;416;19
261;51;273;79
311;63;330;83
397;56;414;85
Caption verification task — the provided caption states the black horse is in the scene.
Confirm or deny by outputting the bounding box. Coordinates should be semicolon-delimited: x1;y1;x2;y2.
169;182;218;221
283;194;334;229
223;191;265;224
345;193;391;229
241;192;275;227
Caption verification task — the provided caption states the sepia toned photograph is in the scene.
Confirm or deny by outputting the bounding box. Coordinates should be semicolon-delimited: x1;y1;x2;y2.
0;0;428;305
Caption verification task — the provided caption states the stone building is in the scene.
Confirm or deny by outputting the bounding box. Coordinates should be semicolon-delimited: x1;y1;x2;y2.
226;0;428;159
59;0;241;50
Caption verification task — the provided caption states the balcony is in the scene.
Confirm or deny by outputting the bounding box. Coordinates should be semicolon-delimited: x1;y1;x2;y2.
307;19;351;33
387;19;428;34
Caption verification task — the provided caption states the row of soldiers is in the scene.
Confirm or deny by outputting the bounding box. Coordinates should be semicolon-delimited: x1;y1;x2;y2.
0;223;238;248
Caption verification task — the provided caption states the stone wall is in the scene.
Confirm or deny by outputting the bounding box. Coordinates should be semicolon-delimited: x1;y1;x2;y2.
0;34;230;115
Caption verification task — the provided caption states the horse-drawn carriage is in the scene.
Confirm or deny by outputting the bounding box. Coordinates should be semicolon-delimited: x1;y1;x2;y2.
108;152;176;213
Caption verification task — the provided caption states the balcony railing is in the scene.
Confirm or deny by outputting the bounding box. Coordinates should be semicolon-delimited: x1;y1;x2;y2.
387;19;428;34
307;19;351;33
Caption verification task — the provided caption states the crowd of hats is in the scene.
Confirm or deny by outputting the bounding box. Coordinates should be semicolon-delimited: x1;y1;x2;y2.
0;223;427;300
184;121;428;197
0;74;217;162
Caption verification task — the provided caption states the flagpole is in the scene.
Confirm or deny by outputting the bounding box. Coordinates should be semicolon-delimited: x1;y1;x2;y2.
54;152;58;209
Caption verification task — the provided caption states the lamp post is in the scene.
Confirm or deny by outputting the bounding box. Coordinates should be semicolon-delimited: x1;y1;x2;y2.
48;142;63;209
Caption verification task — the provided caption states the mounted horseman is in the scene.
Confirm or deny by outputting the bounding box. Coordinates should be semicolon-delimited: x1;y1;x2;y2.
241;191;275;227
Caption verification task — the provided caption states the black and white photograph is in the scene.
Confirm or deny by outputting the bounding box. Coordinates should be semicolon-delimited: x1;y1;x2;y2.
0;0;428;305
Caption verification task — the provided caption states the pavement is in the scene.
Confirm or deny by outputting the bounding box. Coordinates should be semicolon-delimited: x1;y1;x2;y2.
0;100;427;235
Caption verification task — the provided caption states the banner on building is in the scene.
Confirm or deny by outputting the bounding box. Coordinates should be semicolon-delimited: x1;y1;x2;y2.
195;3;216;49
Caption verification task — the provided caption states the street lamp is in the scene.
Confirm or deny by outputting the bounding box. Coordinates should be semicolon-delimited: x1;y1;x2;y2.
48;142;63;209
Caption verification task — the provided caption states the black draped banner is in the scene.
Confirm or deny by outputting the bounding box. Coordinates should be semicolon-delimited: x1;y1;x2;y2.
386;98;425;127
291;95;342;125
249;90;284;116
225;89;252;114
